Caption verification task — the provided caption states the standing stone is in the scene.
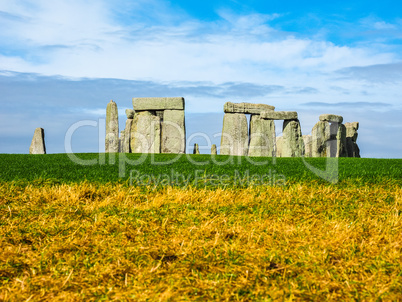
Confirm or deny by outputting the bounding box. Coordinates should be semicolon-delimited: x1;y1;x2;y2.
345;122;360;157
248;114;276;157
130;111;161;154
312;121;331;157
29;128;46;154
220;113;248;156
303;135;312;157
119;131;125;153
123;119;133;153
275;136;283;157
282;119;304;157
193;143;200;154
329;123;347;157
211;144;217;155
105;100;119;153
161;110;186;154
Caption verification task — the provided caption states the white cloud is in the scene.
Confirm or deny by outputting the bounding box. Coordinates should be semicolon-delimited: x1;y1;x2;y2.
0;0;399;86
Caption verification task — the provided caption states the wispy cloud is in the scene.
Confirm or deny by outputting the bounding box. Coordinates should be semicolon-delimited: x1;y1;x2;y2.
336;62;402;83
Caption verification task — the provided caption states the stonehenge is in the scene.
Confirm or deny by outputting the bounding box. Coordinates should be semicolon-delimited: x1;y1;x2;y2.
221;102;305;157
29;128;46;154
311;114;353;158
105;98;360;158
108;97;186;154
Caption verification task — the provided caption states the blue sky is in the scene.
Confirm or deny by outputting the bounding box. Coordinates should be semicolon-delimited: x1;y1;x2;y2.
0;0;401;157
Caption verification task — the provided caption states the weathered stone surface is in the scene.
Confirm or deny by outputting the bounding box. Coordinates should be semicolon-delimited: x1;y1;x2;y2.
303;135;312;157
224;102;275;114
312;121;330;157
161;110;186;154
220;113;248;156
282;119;304;157
261;111;298;120
125;109;134;119
275;136;283;157
105;100;119;153
123;119;133;153
119;131;125;153
211;144;217;155
193;143;200;154
345;122;360;157
133;97;184;111
29;128;46;154
319;114;343;124
130;111;161;154
248;114;276;157
329;123;347;157
155;110;164;121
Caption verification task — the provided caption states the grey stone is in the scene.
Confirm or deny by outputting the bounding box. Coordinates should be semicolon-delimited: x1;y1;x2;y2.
119;130;125;153
248;114;276;157
275;136;283;157
282;119;304;157
133;97;184;111
161;110;186;154
193;143;200;154
261;111;298;120
319;114;343;124
345;122;360;157
125;109;134;119
155;110;164;121
220;113;248;156
329;123;347;157
29;128;46;154
312;121;330;157
123;119;133;153
303;135;312;157
105;100;119;153
224;102;275;114
211;144;217;155
130;111;161;154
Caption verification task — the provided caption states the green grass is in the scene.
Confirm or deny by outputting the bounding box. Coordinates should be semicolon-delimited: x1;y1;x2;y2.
0;153;401;186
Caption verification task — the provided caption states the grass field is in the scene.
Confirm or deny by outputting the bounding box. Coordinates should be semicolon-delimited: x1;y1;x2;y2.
0;154;401;301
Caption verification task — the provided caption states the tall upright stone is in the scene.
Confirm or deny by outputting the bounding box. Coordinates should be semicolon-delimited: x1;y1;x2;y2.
303;135;312;157
193;143;200;154
130;111;161;154
29;128;46;154
220;113;248;156
161;110;186;154
275;136;283;157
312;121;330;157
119;130;125;153
105;100;119;153
345;122;360;157
248;114;276;157
211;144;217;155
123;119;133;153
282;119;304;157
329;123;347;157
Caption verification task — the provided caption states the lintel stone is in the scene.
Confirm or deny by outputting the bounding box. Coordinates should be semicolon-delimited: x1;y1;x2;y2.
133;97;184;111
224;102;275;114
319;114;343;123
261;111;298;120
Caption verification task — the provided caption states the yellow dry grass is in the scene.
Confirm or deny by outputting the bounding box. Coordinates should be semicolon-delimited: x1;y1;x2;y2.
0;181;401;301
